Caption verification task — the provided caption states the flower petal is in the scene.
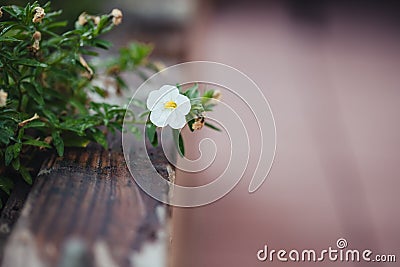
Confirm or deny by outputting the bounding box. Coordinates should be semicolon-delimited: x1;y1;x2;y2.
150;108;172;127
174;94;191;115
146;90;160;111
167;111;187;129
146;85;178;110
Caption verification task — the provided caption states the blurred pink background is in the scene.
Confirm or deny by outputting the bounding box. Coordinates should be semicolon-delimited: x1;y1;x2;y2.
163;1;400;266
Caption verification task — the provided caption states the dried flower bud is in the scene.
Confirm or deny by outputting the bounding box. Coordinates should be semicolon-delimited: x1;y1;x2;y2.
212;90;222;101
40;72;49;87
78;12;88;25
32;32;41;52
39;136;53;150
44;136;53;144
33;31;41;41
192;116;205;131
34;7;44;13
93;16;100;25
153;61;166;72
0;89;8;107
0;7;3;18
79;55;94;79
32;7;45;23
106;65;121;76
18;113;39;127
111;8;122;25
32;40;40;52
111;8;122;18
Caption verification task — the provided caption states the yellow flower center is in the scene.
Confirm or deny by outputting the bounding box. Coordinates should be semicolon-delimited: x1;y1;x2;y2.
164;101;177;109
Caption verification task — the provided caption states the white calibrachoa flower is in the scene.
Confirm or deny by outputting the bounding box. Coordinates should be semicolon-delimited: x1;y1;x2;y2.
146;85;191;129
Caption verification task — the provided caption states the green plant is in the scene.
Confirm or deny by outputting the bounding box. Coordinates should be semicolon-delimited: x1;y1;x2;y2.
0;2;220;207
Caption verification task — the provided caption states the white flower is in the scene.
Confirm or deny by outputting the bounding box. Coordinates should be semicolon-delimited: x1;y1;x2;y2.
146;85;191;129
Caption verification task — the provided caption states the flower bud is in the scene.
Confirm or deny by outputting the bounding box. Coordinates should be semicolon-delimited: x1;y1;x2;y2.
192;116;205;131
0;89;8;107
213;90;222;101
33;31;41;41
78;12;88;26
111;8;122;25
93;16;100;25
18;113;39;127
32;31;41;52
32;7;45;23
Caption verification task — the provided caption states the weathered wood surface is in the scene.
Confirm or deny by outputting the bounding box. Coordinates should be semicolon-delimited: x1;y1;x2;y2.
1;145;173;267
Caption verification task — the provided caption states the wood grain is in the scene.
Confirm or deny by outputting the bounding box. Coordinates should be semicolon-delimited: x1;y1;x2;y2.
1;146;172;267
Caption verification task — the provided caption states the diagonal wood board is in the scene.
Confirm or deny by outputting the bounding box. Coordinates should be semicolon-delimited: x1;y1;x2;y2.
1;146;172;267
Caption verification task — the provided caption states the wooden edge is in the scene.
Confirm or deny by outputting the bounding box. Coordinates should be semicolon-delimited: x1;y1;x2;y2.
1;145;174;267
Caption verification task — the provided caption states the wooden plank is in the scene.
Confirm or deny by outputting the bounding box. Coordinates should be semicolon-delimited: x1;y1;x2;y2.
1;146;173;267
0;177;32;253
0;151;50;260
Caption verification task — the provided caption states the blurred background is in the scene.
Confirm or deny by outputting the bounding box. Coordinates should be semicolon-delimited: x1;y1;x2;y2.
8;0;400;266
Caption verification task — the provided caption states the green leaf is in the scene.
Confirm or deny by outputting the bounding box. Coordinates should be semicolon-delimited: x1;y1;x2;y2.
201;89;215;104
42;110;59;126
14;59;48;68
0;2;162;186
93;14;111;35
129;126;142;139
23;121;47;129
13;143;22;158
146;123;158;147
0;125;15;145
139;110;151;118
203;90;214;99
62;132;90;147
183;83;199;99
91;86;108;98
172;129;185;157
25;86;45;106
1;6;22;19
205;122;222;132
89;128;108;150
115;76;128;90
70;98;89;115
186;117;195;132
131;98;147;109
19;166;32;185
11;157;20;171
203;104;216;112
0;110;19;120
119;42;153;66
5;145;14;166
93;39;113;49
0;176;14;195
46;21;68;29
0;37;22;42
52;131;64;157
23;139;51;148
4;143;20;166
